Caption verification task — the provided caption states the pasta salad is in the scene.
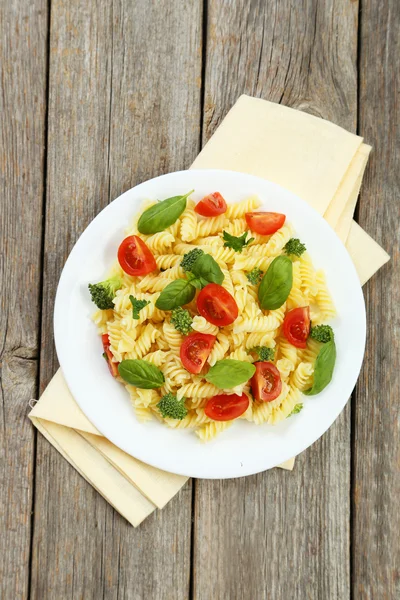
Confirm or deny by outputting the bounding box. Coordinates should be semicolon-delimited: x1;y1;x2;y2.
89;191;337;442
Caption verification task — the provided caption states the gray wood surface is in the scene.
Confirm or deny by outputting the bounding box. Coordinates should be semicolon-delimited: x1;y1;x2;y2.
0;0;398;598
29;2;202;599
0;1;48;599
193;2;357;598
353;0;400;598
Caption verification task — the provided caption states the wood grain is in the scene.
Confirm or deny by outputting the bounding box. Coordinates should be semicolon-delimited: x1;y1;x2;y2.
0;2;48;599
30;1;202;598
193;1;358;598
353;0;400;597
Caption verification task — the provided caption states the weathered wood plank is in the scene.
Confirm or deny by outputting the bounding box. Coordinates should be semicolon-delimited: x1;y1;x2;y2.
30;1;202;598
0;1;48;599
193;1;358;598
353;0;400;597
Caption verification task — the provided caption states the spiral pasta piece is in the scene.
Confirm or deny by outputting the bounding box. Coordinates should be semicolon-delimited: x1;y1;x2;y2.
125;323;160;360
276;358;295;381
162;321;183;354
315;271;336;320
177;381;221;401
276;335;299;366
220;267;234;296
300;253;318;297
208;332;230;365
287;261;307;310
223;218;247;236
180;200;198;242
155;254;182;269
158;265;185;280
251;383;290;425
195;420;233;442
164;408;211;429
291;362;314;391
245;331;275;349
146;231;175;253
225;195;261;219
232;254;274;272
195;214;227;238
191;315;219;336
300;338;321;363
192;235;223;247
267;385;302;424
233;313;282;333
142;350;168;367
92;309;113;334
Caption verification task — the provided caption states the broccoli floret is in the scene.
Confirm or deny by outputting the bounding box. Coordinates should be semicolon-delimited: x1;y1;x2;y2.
88;275;122;309
250;346;275;361
310;324;334;343
246;267;264;285
284;238;307;257
129;295;150;319
288;403;303;417
170;307;193;335
181;248;204;272
157;393;188;420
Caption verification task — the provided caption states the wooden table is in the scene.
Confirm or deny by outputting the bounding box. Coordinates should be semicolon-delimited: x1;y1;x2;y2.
1;1;398;598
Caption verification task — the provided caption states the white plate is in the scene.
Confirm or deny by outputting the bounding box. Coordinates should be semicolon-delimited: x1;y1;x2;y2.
54;169;366;479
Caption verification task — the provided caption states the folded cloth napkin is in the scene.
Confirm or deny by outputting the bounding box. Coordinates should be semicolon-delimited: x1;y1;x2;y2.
29;95;389;527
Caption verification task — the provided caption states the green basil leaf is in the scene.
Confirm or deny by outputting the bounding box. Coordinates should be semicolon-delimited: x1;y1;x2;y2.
304;340;337;396
205;359;256;390
118;359;165;389
258;255;293;310
137;190;194;234
222;230;254;253
190;253;224;286
155;279;196;310
186;272;203;290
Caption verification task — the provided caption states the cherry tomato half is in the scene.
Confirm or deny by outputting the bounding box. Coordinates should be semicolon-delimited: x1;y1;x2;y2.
102;334;119;378
251;361;282;402
245;212;286;235
283;306;311;349
117;235;157;276
194;192;227;217
205;393;250;421
180;332;216;374
196;283;238;327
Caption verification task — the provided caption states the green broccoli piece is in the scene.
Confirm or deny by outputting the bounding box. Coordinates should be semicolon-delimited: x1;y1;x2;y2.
181;248;204;272
250;346;275;362
170;307;193;335
129;295;150;319
88;275;122;309
310;324;334;343
288;403;303;417
284;238;307;257
157;393;188;420
246;267;264;285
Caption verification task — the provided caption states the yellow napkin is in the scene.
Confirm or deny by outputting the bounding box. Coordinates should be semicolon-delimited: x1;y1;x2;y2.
192;96;389;280
29;95;389;527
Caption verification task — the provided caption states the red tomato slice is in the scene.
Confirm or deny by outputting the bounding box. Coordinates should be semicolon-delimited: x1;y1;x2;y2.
195;192;227;217
283;306;311;349
205;393;250;421
180;332;216;374
117;235;157;276
251;362;282;402
196;283;238;326
245;212;286;235
102;334;119;377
